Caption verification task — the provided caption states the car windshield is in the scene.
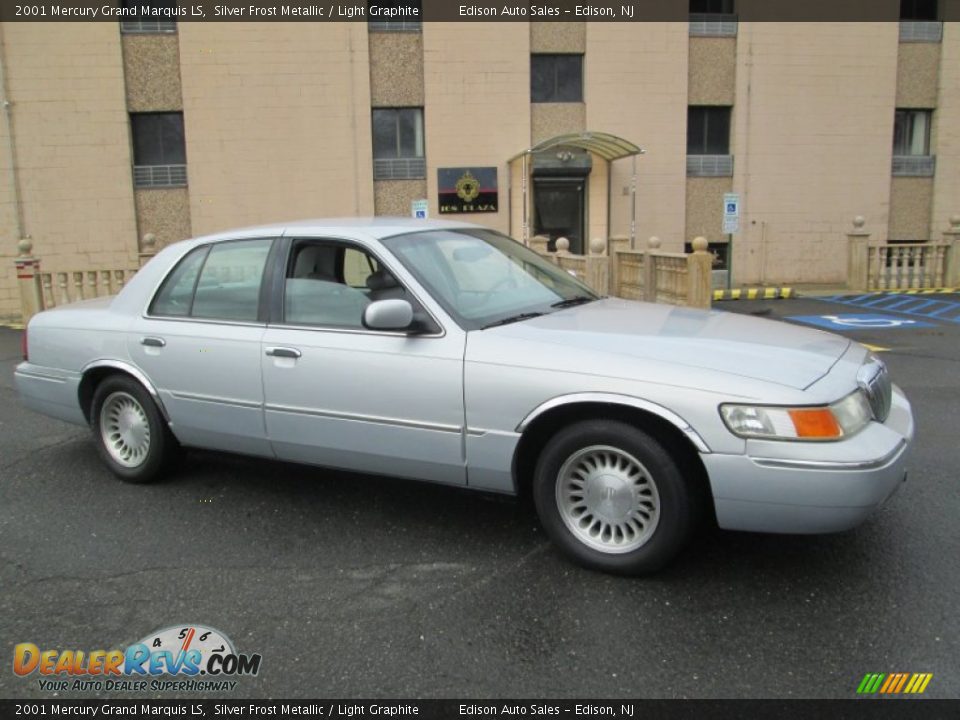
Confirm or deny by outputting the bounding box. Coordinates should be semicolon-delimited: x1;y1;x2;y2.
381;229;599;330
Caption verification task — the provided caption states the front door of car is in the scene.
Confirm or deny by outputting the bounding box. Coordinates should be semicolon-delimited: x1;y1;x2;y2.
128;237;276;457
260;238;467;485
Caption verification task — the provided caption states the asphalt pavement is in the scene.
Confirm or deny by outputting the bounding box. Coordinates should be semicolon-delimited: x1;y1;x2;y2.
1;294;958;700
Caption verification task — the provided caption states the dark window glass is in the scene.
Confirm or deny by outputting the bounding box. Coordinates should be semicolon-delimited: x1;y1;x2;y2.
371;108;423;159
531;55;583;103
900;0;937;20
687;106;731;154
893;109;932;155
149;246;209;317
190;239;272;322
690;0;733;12
131;113;185;165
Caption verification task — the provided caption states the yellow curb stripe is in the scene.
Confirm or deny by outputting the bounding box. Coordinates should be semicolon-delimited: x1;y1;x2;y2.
904;674;920;693
917;673;933;694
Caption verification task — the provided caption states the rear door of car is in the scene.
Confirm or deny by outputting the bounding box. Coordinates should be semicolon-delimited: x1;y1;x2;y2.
259;236;467;485
128;236;278;456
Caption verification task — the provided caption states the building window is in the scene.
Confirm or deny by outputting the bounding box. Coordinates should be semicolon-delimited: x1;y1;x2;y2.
131;112;187;188
687;106;733;176
120;0;177;33
367;0;422;31
892;109;935;176
531;55;584;103
689;0;737;36
900;0;937;20
372;108;425;180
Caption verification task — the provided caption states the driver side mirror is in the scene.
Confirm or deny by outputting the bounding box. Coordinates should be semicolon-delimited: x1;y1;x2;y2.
362;299;414;332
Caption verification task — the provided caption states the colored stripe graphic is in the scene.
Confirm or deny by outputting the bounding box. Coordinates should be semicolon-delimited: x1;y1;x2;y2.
857;672;932;694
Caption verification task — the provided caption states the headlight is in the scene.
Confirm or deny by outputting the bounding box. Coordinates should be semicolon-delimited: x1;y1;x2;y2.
720;390;872;441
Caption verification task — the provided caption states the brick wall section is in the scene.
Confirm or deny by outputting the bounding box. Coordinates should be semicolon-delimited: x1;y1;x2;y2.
178;23;374;236
422;22;530;235
932;23;960;236
730;22;899;284
0;22;139;321
586;23;689;250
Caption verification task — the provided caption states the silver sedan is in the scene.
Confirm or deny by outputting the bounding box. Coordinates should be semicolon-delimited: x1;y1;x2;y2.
14;219;914;574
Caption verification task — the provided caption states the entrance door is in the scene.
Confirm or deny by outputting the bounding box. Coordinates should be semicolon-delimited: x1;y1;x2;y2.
533;177;585;254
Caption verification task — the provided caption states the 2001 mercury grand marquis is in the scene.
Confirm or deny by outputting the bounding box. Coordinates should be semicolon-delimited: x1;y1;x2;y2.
15;219;914;574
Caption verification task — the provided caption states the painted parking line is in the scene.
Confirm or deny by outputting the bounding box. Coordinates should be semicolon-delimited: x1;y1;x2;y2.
786;314;935;330
820;294;960;323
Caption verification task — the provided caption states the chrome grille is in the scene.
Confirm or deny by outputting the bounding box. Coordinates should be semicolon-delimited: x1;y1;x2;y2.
858;359;892;423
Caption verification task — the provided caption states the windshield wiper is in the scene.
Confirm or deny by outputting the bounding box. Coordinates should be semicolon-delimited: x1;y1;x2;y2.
551;295;596;309
481;312;544;330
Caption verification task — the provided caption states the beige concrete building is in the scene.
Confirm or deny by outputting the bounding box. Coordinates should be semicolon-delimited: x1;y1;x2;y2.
1;16;958;321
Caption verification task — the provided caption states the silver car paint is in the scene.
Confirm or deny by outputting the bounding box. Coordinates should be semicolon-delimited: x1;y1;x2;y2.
14;218;914;535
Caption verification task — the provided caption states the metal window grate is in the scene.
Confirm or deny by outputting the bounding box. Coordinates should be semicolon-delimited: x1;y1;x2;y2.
120;20;177;34
373;157;426;180
368;20;422;32
689;14;738;37
687;155;734;177
134;164;188;188
899;21;942;42
892;155;936;177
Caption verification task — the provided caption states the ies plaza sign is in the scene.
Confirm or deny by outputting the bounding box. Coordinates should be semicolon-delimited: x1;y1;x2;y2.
438;167;498;214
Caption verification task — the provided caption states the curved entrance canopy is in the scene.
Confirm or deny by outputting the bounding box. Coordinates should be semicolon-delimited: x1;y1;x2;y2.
509;132;645;247
509;131;644;163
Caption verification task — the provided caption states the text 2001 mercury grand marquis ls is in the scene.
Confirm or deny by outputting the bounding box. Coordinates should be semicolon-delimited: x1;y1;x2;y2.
15;219;914;574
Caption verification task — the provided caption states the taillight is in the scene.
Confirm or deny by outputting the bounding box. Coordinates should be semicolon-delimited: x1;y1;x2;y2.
21;326;28;362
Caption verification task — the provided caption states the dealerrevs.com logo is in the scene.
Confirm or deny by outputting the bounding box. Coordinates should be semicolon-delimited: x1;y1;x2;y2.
13;624;261;693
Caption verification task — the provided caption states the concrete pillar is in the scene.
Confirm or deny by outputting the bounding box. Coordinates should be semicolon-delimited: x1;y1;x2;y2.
944;215;960;288
643;236;660;302
687;237;712;309
530;234;550;256
846;216;871;292
586;237;609;296
138;233;158;267
14;239;43;324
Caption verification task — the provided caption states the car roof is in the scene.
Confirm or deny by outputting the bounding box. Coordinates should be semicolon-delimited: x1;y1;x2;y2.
189;217;486;245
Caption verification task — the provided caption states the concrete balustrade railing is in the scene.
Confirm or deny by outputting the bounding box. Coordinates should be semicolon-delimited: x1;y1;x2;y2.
847;215;960;292
533;234;712;309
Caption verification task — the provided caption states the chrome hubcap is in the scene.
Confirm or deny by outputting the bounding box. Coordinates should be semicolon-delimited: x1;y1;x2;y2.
556;445;661;554
100;391;151;468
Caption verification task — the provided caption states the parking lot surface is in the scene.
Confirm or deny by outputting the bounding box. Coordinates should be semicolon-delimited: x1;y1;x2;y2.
1;294;958;699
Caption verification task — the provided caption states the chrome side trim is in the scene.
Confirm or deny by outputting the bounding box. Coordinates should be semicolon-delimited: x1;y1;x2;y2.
80;359;171;423
170;391;264;410
751;440;907;471
515;392;712;454
265;403;462;434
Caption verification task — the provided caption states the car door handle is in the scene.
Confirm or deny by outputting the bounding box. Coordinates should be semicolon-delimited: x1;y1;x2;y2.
140;337;166;348
265;346;302;359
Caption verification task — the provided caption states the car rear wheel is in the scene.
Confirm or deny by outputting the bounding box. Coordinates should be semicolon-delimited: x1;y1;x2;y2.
533;420;696;575
91;375;176;483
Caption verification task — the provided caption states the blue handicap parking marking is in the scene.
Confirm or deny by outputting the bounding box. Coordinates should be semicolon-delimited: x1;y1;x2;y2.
787;314;936;330
821;293;960;323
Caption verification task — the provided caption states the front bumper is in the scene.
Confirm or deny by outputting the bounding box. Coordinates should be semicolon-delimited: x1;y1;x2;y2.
702;385;914;534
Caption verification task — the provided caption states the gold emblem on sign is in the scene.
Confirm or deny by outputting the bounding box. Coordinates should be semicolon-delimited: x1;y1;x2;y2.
455;171;480;202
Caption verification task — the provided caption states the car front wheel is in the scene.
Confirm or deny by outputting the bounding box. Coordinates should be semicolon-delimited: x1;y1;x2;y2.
533;420;696;575
91;375;176;483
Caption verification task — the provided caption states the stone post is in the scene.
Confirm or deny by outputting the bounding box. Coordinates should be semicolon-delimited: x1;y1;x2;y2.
847;216;871;292
644;236;661;302
529;234;550;256
139;233;158;267
944;215;960;289
586;237;609;296
14;238;43;324
687;237;713;309
608;235;630;294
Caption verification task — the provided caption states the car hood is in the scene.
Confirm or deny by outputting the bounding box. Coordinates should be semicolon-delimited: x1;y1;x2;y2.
486;298;850;390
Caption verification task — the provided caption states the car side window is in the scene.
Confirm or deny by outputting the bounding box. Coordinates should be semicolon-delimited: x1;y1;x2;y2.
283;242;405;329
190;239;273;322
149;246;210;317
150;240;273;320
